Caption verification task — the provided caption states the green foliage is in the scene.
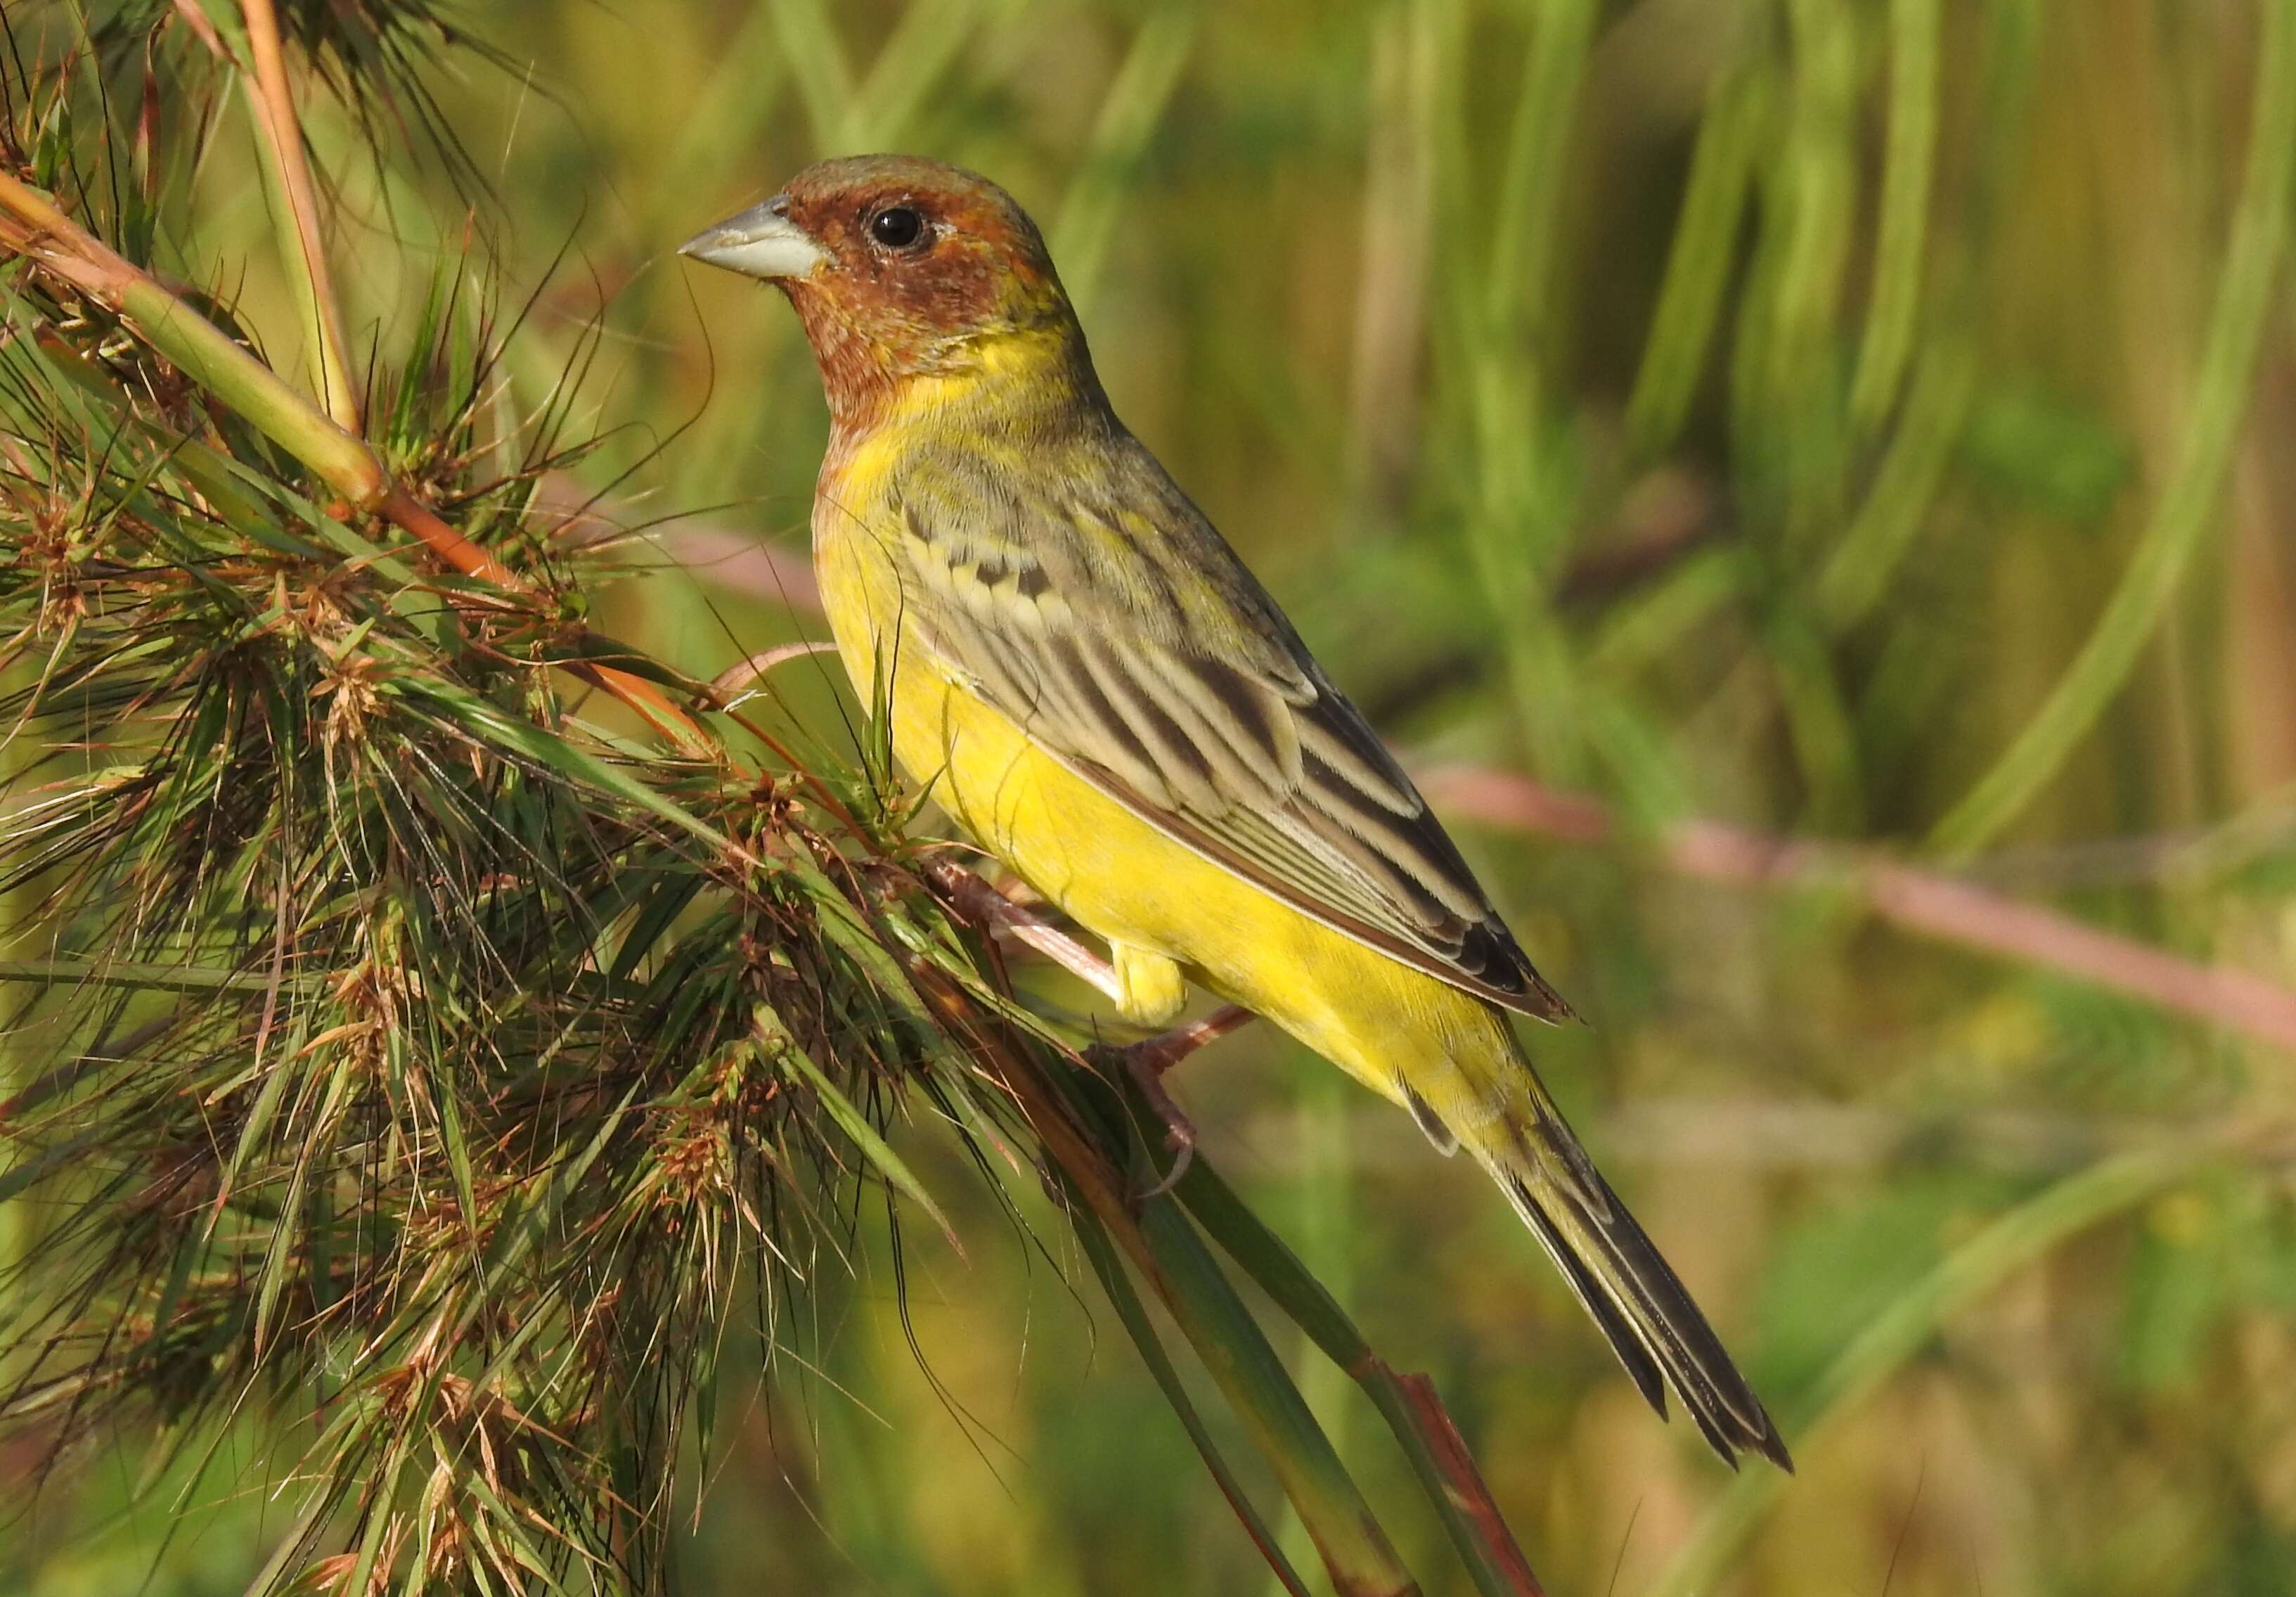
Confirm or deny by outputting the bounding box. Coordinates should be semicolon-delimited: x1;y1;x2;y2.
0;110;1012;1589
8;1;2296;1594
0;12;1567;1596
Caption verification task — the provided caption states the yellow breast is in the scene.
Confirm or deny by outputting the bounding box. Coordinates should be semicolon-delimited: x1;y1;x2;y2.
811;422;1515;1111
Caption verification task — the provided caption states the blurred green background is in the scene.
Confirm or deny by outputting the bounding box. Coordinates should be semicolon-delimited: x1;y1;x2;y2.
15;0;2296;1592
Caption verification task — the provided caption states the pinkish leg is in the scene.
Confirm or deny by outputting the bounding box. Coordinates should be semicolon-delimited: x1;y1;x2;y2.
1121;1005;1254;1198
925;859;1260;1196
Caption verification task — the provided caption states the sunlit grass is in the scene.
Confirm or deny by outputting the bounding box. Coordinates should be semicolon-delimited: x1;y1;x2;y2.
8;1;2296;1593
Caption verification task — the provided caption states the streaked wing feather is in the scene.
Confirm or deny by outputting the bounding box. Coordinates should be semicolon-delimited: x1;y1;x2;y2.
1403;1084;1462;1155
894;454;1572;1022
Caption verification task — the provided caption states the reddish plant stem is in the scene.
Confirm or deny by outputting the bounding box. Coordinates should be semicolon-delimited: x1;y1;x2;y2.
1381;1367;1545;1596
1420;766;2296;1053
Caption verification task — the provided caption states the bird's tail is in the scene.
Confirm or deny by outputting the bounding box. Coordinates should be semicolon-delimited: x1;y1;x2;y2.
1407;1060;1793;1472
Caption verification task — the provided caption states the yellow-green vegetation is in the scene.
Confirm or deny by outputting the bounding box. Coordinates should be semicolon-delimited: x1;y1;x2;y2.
5;2;2295;1595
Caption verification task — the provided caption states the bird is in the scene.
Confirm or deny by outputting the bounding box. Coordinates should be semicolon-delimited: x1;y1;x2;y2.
681;154;1789;1470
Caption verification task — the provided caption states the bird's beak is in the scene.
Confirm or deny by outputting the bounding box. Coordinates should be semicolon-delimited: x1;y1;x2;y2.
678;200;827;281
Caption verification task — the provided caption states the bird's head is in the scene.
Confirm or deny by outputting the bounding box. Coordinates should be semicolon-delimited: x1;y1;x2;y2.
681;155;1087;423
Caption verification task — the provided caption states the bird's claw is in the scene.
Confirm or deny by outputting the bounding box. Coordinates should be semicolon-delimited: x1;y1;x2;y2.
1123;1044;1198;1200
1091;1006;1253;1202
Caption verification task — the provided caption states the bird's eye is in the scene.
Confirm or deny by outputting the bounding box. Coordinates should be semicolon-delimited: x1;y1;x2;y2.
868;206;928;250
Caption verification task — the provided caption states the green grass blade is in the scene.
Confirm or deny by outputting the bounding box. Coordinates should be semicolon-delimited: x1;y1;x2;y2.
662;8;791;178
1847;0;1942;430
1625;63;1767;460
1485;0;1594;349
1929;0;2296;856
763;0;858;152
1071;1208;1315;1597
1647;1145;2200;1597
1008;1048;1418;1596
1177;1160;1547;1597
0;959;312;995
1816;339;1978;626
768;1011;957;1246
1128;1188;1418;1596
392;676;736;859
846;0;987;148
1050;11;1199;313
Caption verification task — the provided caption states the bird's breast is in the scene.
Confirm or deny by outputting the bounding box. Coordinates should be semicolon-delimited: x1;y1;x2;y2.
808;420;1520;1114
811;430;912;694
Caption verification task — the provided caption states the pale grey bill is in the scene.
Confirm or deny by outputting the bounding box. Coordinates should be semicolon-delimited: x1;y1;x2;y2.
678;203;827;280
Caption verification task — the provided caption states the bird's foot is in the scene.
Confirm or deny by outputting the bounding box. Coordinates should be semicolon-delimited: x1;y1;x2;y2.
1126;1003;1255;1078
1121;1046;1198;1200
1112;1005;1254;1200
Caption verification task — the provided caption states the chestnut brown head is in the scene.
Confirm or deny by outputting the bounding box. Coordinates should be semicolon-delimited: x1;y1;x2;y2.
681;155;1084;419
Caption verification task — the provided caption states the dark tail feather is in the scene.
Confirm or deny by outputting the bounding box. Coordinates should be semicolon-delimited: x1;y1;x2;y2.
1493;1116;1792;1473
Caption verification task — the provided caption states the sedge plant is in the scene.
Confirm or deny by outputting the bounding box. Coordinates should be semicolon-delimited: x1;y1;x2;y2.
0;7;1542;1594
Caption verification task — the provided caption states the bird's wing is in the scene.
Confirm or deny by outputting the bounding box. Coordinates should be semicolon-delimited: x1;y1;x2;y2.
889;440;1573;1021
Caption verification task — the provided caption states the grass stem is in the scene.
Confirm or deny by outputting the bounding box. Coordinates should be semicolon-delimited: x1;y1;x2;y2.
1928;0;2296;857
239;0;363;430
0;172;709;754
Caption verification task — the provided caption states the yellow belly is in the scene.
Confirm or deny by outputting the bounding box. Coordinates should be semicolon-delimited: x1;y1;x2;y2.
813;510;1514;1113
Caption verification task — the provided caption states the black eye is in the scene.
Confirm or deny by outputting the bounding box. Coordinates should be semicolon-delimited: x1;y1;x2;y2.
868;206;927;250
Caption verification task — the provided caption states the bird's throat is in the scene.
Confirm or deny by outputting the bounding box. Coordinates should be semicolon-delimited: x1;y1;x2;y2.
818;334;1107;461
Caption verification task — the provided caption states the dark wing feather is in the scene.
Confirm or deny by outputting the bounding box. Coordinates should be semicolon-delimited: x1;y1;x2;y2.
891;432;1573;1022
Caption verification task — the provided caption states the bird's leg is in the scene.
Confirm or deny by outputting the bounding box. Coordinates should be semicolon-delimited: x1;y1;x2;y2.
924;860;1127;1004
923;860;1260;1195
1125;1003;1257;1078
1117;1004;1255;1198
